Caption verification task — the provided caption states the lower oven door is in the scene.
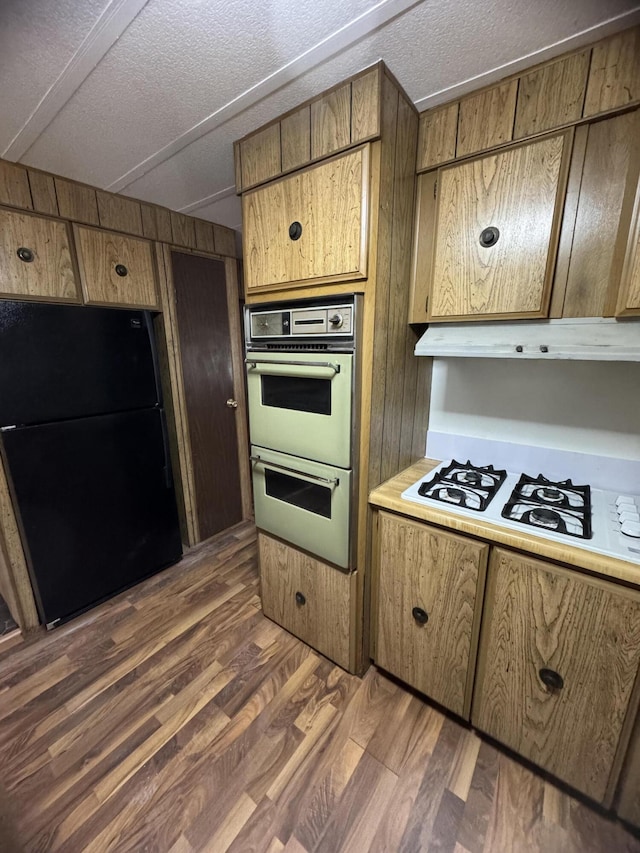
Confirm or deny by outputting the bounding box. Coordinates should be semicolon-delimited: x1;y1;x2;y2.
245;352;353;469
251;445;352;570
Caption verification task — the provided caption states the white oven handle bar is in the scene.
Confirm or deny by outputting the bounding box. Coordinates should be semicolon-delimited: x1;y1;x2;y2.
250;454;339;486
245;358;341;374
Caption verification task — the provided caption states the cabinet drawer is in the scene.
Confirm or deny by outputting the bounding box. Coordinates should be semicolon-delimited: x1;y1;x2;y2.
0;208;79;302
258;532;353;670
242;147;369;293
375;513;488;718
473;548;640;803
74;225;159;309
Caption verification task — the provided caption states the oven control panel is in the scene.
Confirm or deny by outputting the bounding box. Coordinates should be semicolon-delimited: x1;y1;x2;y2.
248;301;354;341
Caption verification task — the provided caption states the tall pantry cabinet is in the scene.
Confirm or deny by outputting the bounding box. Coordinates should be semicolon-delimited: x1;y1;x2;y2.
235;63;431;674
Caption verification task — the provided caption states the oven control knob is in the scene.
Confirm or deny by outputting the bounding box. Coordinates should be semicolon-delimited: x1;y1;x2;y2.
621;521;640;538
329;313;343;328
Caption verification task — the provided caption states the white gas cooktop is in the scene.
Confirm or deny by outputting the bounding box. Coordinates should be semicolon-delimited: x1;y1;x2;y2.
401;460;640;565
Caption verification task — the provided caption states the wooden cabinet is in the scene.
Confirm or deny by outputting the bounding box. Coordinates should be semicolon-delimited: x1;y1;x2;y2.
427;133;569;322
259;532;354;670
242;146;369;294
616;178;640;316
74;224;159;309
374;512;488;718
473;547;640;804
0;207;79;302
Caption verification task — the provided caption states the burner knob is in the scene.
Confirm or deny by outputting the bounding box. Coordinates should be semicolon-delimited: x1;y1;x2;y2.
621;521;640;538
619;510;640;523
616;496;636;508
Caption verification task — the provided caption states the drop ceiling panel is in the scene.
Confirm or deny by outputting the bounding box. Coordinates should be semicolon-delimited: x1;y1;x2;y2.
0;0;110;153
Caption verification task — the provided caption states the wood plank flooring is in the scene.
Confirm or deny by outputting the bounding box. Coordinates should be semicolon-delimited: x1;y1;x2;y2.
0;521;639;852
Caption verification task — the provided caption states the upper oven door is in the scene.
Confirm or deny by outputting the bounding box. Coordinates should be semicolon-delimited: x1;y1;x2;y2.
246;351;353;468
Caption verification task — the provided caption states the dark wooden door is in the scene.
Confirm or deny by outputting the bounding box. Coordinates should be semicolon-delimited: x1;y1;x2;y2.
172;251;242;540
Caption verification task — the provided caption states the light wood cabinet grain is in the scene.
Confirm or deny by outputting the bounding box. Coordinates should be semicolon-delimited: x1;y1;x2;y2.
616;166;640;316
430;133;568;320
456;80;518;158
351;67;380;143
170;212;196;249
96;190;143;236
259;532;353;670
213;224;237;258
194;219;215;253
408;171;437;323
617;706;640;827
155;207;173;243
27;170;58;216
242;146;369;292
311;83;351;160
74;225;158;309
375;513;488;719
0;208;79;302
473;548;640;804
0;161;32;210
514;51;590;139
584;26;640;117
54;177;99;225
239;124;281;190
281;106;311;173
416;102;458;171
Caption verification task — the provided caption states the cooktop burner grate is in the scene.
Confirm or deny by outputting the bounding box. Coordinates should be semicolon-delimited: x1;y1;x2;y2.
417;459;507;511
501;474;592;539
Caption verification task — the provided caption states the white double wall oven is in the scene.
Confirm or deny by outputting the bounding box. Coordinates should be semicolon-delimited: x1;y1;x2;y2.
245;296;360;569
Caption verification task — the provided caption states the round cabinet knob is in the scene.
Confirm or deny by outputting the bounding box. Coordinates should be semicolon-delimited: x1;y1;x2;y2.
226;398;238;409
479;226;500;248
515;345;524;353
289;221;303;241
16;247;34;263
539;668;564;690
412;606;428;625
329;313;343;328
295;591;306;606
115;264;128;277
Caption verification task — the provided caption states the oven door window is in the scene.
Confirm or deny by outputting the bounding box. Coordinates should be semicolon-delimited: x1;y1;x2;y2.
264;468;332;518
261;374;331;415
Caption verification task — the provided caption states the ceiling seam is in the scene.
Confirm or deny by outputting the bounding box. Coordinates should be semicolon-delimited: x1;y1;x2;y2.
105;0;424;193
178;186;237;215
3;0;150;162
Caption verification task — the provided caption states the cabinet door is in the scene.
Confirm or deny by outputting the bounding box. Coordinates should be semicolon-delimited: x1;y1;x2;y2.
473;548;640;803
616;180;640;316
242;147;369;293
430;133;568;320
375;512;488;718
258;532;353;671
0;208;79;302
74;225;159;309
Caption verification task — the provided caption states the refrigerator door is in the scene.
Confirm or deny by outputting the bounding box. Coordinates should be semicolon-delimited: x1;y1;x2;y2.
0;300;160;427
1;408;182;626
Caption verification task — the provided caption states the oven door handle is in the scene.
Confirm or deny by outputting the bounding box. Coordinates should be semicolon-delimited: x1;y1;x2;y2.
245;358;340;375
250;455;339;486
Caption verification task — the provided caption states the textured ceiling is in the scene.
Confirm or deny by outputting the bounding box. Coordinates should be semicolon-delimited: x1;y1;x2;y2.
1;0;639;231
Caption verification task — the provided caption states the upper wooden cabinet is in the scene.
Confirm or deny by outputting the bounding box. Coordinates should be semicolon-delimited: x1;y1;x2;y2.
242;146;369;294
74;225;159;309
425;133;569;321
473;547;640;805
616;178;640;316
374;512;488;719
0;208;79;303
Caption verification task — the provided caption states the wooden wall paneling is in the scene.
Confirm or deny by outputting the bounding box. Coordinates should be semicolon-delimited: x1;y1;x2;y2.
456;80;518;158
514;51;590;139
0;208;79;302
281;106;311;173
194;219;216;254
311;83;351;160
583;26;640;117
224;256;252;521
74;225;159;309
416;102;459;171
0;454;39;630
351;66;381;144
156;244;199;545
616;178;640;315
213;224;237;258
140;204;158;240
562;110;638;317
0;161;32;210
96;191;143;236
472;548;640;805
155;207;173;243
549;126;585;318
170;212;197;249
411;356;432;461
54;177;99;225
408;170;438;323
239;124;281;190
27;170;58;216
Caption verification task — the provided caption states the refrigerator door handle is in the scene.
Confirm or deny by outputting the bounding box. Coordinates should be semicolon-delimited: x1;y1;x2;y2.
159;409;173;489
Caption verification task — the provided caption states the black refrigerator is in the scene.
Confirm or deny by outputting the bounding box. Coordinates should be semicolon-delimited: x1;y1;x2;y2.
0;300;183;627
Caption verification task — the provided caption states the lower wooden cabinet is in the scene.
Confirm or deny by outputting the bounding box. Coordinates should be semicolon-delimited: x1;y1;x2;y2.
374;512;488;718
472;547;640;804
74;224;159;309
258;532;354;670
